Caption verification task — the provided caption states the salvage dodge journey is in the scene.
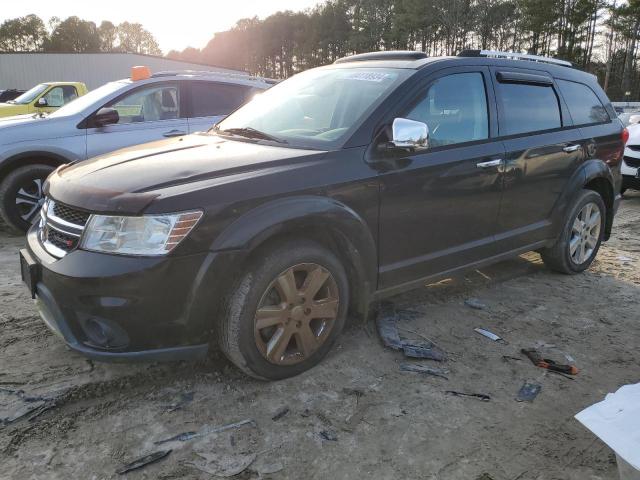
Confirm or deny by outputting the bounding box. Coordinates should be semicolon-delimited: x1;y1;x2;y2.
21;50;626;380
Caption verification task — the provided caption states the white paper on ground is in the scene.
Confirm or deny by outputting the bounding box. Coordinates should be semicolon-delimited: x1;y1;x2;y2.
575;383;640;470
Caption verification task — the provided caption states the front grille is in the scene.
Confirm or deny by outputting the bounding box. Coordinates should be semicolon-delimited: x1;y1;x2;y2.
52;202;90;226
624;156;640;168
38;199;88;258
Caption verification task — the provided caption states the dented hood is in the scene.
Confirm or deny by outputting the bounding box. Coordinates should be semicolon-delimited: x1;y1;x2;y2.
45;133;324;214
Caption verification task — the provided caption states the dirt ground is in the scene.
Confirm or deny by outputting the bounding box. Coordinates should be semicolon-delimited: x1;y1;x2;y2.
1;193;639;480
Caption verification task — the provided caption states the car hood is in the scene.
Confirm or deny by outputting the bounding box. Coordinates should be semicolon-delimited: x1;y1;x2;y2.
0;102;29;117
0;112;79;144
46;133;326;214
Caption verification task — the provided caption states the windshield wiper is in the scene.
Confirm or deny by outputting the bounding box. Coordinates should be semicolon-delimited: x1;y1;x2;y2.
218;127;287;144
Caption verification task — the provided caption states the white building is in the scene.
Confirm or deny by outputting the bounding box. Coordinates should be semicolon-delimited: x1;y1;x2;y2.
0;52;244;90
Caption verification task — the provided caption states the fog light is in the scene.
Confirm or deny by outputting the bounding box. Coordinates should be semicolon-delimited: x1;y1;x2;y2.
80;316;129;349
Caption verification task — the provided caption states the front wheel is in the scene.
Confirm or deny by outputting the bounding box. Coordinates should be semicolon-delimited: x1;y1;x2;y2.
0;164;54;233
540;189;605;274
218;240;349;380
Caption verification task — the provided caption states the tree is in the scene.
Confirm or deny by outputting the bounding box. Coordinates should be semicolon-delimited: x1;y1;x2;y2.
98;21;118;52
117;22;162;55
46;16;100;52
0;14;48;51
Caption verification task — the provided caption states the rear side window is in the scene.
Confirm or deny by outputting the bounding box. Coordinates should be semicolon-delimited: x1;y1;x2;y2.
557;79;610;125
497;82;561;136
405;72;489;147
190;82;250;117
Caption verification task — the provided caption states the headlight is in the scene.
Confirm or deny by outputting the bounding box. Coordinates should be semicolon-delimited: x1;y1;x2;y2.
81;211;202;256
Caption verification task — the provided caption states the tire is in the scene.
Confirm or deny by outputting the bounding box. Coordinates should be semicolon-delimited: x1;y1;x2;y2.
218;240;349;380
540;189;606;274
0;164;54;233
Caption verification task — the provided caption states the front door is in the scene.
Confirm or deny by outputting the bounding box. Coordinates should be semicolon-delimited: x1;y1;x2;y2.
85;82;188;159
376;67;505;289
490;67;584;251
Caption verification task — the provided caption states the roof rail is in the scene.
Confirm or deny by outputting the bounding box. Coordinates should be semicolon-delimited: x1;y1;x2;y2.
334;51;427;64
150;70;269;82
458;50;572;68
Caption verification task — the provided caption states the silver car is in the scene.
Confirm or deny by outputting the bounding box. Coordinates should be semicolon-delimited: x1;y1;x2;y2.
0;70;272;231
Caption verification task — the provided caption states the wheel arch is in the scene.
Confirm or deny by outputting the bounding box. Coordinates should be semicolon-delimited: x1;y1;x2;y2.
210;196;378;318
0;151;70;185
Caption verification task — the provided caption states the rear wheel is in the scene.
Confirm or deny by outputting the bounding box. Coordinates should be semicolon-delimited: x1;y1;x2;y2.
0;164;54;233
218;240;349;380
540;189;605;274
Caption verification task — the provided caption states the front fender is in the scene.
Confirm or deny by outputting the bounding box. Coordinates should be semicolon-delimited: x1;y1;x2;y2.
211;194;378;293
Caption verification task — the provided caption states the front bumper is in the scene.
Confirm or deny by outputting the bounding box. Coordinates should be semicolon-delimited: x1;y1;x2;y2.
23;227;240;362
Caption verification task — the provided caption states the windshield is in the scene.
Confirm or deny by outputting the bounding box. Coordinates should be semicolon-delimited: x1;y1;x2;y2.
49;81;129;118
215;67;409;149
10;84;48;104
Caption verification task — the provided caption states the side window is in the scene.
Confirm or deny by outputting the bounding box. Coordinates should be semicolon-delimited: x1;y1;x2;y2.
496;81;561;135
43;86;78;107
190;82;250;117
557;79;610;125
405;72;489;147
109;85;180;124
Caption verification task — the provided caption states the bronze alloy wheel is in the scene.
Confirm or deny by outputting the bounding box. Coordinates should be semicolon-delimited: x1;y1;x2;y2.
254;263;339;366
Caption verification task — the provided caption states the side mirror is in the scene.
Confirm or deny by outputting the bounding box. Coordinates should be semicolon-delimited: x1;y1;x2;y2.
629;114;640;125
36;97;48;107
391;118;429;150
93;107;119;127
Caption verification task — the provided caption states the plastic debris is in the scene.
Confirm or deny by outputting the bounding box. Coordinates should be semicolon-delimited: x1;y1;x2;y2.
516;381;541;402
474;328;507;344
154;419;255;445
320;429;338;441
187;453;257;477
465;298;487;310
445;390;491;402
272;406;290;421
399;363;449;380
521;348;578;375
376;302;446;361
165;391;194;412
116;450;171;475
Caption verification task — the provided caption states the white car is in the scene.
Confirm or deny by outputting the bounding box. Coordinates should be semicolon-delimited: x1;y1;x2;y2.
0;68;272;231
622;122;640;193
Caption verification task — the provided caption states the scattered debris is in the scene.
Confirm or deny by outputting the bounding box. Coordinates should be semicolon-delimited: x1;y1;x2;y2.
320;429;338;441
516;382;542;402
474;328;507;345
343;403;371;432
165;391;194;413
465;298;487;310
502;355;523;362
187;452;257;477
272;406;290;421
400;363;449;380
0;387;59;425
445;391;491;402
116;450;171;475
343;387;365;398
617;255;633;262
253;459;284;475
377;302;446;361
521;348;579;375
154;419;255;445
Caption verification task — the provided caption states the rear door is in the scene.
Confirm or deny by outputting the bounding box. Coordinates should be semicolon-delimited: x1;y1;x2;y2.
85;81;188;159
376;67;505;288
187;81;254;133
491;67;584;251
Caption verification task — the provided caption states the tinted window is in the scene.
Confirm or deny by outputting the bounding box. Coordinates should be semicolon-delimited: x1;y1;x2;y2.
191;82;250;117
497;82;561;135
405;72;489;147
557;79;609;125
108;84;180;124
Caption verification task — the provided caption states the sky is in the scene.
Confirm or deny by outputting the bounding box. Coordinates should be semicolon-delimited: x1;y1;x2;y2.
2;0;323;53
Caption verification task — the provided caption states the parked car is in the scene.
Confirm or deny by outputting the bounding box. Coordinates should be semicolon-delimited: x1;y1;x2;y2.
0;68;271;231
0;82;88;118
20;50;626;380
621;122;640;193
0;89;26;103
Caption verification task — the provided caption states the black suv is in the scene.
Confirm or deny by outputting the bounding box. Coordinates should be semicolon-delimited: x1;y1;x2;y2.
21;50;626;380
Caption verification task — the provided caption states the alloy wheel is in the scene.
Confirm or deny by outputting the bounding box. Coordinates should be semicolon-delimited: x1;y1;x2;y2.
569;201;601;265
254;263;339;366
15;177;45;223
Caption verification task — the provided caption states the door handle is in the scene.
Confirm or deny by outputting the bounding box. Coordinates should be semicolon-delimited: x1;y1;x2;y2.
163;129;187;138
563;144;581;153
476;159;503;168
